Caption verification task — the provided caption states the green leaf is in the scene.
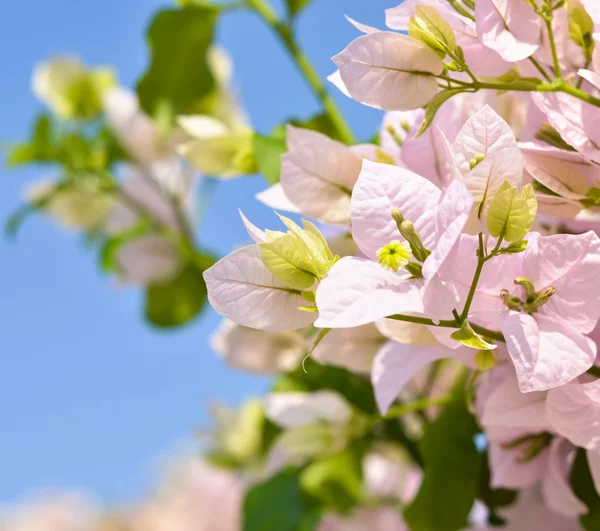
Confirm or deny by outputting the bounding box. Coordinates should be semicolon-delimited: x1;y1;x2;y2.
416;89;467;137
409;5;456;56
252;132;287;185
259;235;317;290
570;448;600;529
300;444;364;513
451;321;497;350
497;239;528;255
404;375;483;531
486;182;537;242
144;255;215;328
286;0;312;18
243;468;317;531
137;6;219;117
570;7;595;53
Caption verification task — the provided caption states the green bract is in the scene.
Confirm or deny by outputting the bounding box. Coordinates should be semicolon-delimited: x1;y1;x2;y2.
451;321;497;351
259;215;338;290
408;5;457;58
486;182;537;242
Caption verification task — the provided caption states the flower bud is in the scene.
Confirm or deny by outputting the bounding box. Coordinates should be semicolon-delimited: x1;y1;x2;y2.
405;261;424;278
523;286;556;314
400;220;431;263
514;276;537;300
469;153;485;170
376;241;412;272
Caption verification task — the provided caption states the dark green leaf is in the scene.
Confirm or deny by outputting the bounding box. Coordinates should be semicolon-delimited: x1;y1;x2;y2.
416;88;467;136
137;6;219;117
252;133;287;185
404;374;482;531
144;254;215;328
477;451;517;526
570;448;600;529
243;467;317;531
273;357;377;415
286;0;312;18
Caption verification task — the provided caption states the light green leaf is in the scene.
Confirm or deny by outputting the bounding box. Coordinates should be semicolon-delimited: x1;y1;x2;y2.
259;235;317;290
569;7;595;53
302;220;335;261
486;182;537;242
404;375;482;531
137;6;219;117
451;321;497;350
252;133;287;185
416;89;467;137
144;255;215;328
409;5;457;56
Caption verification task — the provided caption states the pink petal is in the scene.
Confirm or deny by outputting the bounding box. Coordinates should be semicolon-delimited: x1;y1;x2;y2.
522;231;600;333
372;340;462;414
332;32;443;111
488;440;548;489
476;0;541;62
314;257;424;328
502;313;596;392
281;126;361;225
541;438;587;518
351;160;442;260
238;209;266;244
204;245;317;332
546;379;600;450
255;183;301;214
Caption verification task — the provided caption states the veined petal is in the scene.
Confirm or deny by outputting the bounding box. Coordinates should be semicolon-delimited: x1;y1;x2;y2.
502;313;596;393
351;160;442;260
204;245;317;332
332;32;444;111
314;257;424;329
522;231;600;333
476;0;541;62
280;126;361;225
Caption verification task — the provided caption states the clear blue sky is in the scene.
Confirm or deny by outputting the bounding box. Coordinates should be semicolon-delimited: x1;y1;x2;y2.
0;0;392;505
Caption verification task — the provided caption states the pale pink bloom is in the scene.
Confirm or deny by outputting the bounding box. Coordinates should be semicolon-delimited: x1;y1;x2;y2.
318;507;407;531
480;373;588;519
315;161;473;330
520;142;593;219
210;319;306;374
204;245;317;332
103;87;173;166
372;341;474;414
277;126;375;225
532;92;600;164
583;0;600;25
446;105;523;231
332;32;444;111
264;391;352;428
255;183;300;216
578;68;600;90
312;324;386;375
386;0;512;76
0;492;100;531
105;162;193;285
129;460;243;531
476;0;541;62
502;231;600;392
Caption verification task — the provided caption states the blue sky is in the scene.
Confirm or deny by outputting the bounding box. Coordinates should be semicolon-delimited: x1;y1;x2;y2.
0;0;392;504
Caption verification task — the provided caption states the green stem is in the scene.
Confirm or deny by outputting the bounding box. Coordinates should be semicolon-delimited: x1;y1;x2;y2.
545;17;563;81
247;0;356;145
528;57;552;83
385;395;452;419
459;232;485;322
386;313;506;342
